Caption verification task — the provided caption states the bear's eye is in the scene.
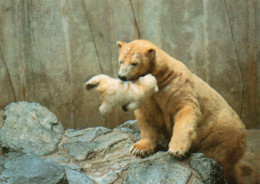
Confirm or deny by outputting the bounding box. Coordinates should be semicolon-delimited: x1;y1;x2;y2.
119;61;123;64
131;63;137;66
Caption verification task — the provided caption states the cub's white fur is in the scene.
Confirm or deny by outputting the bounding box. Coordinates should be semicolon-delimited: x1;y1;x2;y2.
85;74;158;118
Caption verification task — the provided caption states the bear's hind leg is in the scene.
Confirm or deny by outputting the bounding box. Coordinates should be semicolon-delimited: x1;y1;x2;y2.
200;122;246;184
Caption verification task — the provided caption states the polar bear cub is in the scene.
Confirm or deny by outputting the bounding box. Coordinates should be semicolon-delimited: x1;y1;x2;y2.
85;74;158;117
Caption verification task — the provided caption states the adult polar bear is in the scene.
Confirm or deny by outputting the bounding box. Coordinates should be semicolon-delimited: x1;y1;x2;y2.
116;40;246;184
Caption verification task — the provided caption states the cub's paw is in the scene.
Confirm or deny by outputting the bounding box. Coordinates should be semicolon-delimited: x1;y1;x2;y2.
130;139;156;157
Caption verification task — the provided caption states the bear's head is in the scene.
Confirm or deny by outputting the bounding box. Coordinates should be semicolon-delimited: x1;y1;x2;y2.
116;40;156;81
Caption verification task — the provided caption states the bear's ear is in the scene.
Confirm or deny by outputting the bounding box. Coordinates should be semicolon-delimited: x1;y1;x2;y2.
116;41;125;49
146;47;156;58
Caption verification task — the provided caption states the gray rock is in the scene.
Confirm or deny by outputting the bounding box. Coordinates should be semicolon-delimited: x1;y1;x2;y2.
65;167;94;184
193;178;204;184
64;127;111;141
116;120;140;135
45;155;70;163
0;153;66;184
94;131;129;150
0;120;227;184
63;130;128;160
6;152;24;160
62;127;111;160
63;142;98;160
0;102;64;156
139;151;168;163
66;163;82;172
0;156;8;172
0;156;7;166
95;171;118;184
189;153;226;184
124;158;191;184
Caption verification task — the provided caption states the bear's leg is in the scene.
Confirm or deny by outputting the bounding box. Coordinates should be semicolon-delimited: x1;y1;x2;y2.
130;109;159;157
203;143;244;184
168;105;201;158
199;121;246;184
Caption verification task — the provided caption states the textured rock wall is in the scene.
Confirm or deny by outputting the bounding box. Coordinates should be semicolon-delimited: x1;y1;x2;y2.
0;0;259;128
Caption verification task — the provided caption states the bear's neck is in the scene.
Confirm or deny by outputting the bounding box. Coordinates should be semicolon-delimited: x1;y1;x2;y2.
151;49;188;88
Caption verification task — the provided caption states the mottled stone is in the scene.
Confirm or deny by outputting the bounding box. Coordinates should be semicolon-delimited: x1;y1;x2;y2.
63;142;98;160
0;156;8;172
63;130;128;161
65;167;94;184
66;163;82;172
6;152;24;160
0;102;64;156
124;159;191;184
0;121;229;184
0;153;66;184
64;127;111;141
95;171;118;184
45;155;70;164
116;120;140;135
189;153;226;184
193;178;204;184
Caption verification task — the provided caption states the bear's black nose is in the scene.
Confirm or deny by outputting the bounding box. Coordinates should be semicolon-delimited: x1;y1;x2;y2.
118;75;127;81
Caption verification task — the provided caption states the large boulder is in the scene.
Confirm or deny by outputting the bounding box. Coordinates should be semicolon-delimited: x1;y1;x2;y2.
189;153;227;184
0;153;66;184
0;102;64;155
0;102;227;184
54;120;226;184
124;156;191;184
0;153;96;184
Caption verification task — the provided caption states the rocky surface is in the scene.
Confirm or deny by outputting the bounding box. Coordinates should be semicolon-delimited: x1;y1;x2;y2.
0;102;64;156
189;154;226;184
0;104;227;184
124;156;191;184
0;153;66;184
1;102;259;183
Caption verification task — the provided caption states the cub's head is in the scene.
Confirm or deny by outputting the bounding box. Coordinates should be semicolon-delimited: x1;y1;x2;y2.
116;40;156;81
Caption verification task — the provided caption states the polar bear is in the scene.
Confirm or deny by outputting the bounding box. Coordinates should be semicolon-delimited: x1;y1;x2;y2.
116;40;246;184
85;74;158;118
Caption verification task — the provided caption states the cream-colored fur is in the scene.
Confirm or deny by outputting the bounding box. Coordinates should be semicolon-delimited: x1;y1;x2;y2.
85;74;158;118
116;40;246;184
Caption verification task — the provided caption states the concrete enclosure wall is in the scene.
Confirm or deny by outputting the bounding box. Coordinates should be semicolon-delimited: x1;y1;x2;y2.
0;0;259;129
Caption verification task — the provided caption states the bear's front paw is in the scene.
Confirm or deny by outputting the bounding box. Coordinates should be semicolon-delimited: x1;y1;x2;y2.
168;141;190;159
168;147;188;159
130;139;156;157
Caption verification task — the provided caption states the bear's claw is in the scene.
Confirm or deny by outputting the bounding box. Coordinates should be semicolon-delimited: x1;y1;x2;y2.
130;145;152;157
167;148;188;160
